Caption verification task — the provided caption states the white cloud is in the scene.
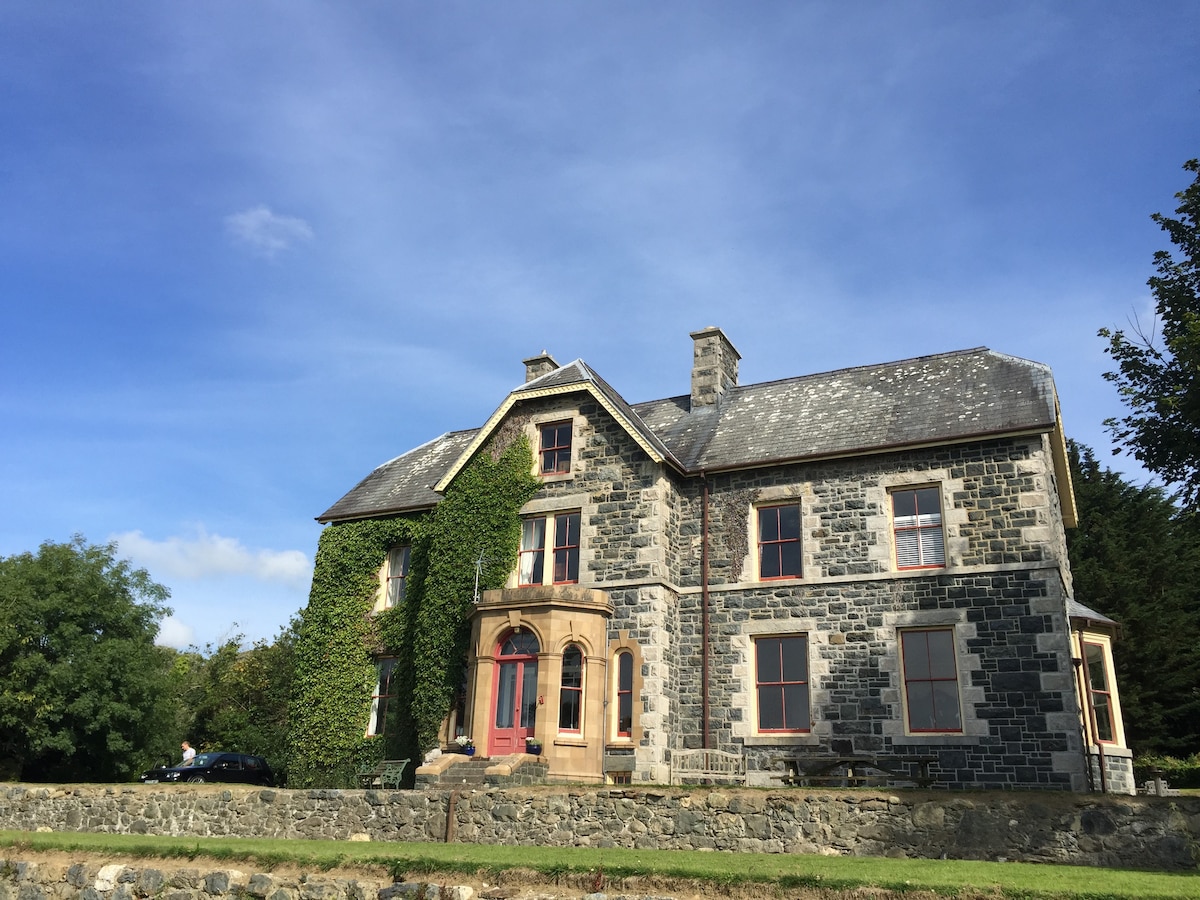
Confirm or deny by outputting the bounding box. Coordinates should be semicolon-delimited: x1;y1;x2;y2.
156;616;195;650
113;527;312;588
224;205;314;257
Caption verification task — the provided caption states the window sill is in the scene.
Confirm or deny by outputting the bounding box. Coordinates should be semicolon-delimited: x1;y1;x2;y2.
539;471;575;485
554;738;587;748
893;733;981;745
743;734;821;747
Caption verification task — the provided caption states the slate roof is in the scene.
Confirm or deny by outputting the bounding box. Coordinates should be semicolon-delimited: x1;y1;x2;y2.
318;429;478;523
1068;599;1119;628
318;347;1061;522
632;348;1058;471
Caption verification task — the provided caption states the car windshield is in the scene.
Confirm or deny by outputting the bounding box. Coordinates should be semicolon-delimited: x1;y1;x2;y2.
189;753;219;766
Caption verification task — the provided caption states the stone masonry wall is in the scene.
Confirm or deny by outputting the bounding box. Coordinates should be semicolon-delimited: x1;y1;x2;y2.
0;785;1196;871
668;436;1087;792
0;858;470;900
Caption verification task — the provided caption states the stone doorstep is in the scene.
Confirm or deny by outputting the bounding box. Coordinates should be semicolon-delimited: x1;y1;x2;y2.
415;752;543;788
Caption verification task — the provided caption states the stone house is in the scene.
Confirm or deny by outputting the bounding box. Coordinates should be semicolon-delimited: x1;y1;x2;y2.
316;326;1133;792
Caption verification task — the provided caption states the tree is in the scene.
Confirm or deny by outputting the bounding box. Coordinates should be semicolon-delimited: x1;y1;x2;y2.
177;618;299;783
1066;443;1200;756
1100;158;1200;508
0;536;176;781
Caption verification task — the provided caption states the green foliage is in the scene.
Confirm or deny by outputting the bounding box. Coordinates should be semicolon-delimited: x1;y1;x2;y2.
1134;753;1200;789
288;434;539;785
1100;158;1200;509
1066;442;1200;756
404;435;540;753
0;536;175;781
288;517;419;787
175;618;299;783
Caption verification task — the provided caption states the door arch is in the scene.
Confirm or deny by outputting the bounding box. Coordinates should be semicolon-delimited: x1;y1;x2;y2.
490;630;540;755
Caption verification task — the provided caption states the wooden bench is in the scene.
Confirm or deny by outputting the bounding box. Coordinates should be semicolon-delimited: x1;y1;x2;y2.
357;758;410;789
770;755;936;788
671;748;747;785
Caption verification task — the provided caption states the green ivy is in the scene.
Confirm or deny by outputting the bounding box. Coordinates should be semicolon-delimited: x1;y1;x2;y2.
405;434;540;753
289;433;539;786
288;517;421;787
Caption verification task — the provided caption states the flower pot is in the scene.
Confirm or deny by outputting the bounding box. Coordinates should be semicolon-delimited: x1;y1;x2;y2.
525;741;542;756
464;746;476;757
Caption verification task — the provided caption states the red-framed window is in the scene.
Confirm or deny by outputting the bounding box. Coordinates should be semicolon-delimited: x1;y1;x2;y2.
758;504;802;579
900;628;961;732
559;644;583;733
1084;642;1115;743
540;422;573;475
754;635;810;732
367;657;397;737
518;517;546;586
385;546;410;607
616;651;633;738
552;512;581;584
892;487;945;569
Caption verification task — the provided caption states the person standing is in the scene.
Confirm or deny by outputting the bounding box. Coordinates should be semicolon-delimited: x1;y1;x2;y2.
181;741;196;765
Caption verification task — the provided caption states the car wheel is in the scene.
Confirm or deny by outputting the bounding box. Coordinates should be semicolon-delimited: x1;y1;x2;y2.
187;775;206;783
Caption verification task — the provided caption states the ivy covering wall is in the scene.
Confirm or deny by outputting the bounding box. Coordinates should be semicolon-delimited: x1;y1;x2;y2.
289;433;539;787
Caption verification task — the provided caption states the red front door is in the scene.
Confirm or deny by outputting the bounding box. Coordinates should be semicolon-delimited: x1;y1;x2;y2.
490;630;539;755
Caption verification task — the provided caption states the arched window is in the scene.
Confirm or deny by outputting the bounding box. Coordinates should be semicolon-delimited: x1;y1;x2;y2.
559;644;583;733
616;651;633;738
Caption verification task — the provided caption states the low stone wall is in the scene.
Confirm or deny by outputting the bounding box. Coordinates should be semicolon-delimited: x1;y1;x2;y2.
1;784;1197;870
0;858;475;900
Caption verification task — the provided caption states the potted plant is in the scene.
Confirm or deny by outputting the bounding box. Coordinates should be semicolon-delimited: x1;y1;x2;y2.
524;736;542;756
455;735;475;757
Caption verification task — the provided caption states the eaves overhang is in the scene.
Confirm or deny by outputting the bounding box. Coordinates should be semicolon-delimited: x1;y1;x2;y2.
316;502;439;525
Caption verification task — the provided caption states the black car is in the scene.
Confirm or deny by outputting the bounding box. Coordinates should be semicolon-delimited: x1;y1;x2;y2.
139;752;274;786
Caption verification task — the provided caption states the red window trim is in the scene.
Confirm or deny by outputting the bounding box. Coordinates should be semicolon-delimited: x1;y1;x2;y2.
754;635;810;733
552;512;581;585
1083;640;1117;745
559;644;583;734
892;487;945;571
539;421;573;475
758;504;802;581
616;651;633;738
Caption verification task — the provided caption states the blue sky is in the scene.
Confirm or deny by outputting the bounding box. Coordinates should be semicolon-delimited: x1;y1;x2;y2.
1;2;1197;651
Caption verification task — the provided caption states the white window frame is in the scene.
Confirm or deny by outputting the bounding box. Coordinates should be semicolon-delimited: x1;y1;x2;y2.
365;657;397;737
891;486;946;570
385;546;410;608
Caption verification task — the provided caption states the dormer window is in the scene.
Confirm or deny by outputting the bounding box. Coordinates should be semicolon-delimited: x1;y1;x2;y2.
539;422;572;475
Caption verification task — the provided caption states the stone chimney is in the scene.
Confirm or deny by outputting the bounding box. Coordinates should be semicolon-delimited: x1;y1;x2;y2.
690;327;740;409
523;351;559;383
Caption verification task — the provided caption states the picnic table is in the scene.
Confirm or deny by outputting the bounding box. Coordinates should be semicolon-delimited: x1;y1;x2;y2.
357;758;409;789
770;755;937;788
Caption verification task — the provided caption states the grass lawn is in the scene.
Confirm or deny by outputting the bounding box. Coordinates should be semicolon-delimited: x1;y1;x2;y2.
2;830;1198;899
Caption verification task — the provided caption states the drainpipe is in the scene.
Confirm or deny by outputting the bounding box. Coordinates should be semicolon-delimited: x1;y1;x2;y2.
1076;627;1108;793
701;472;711;750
